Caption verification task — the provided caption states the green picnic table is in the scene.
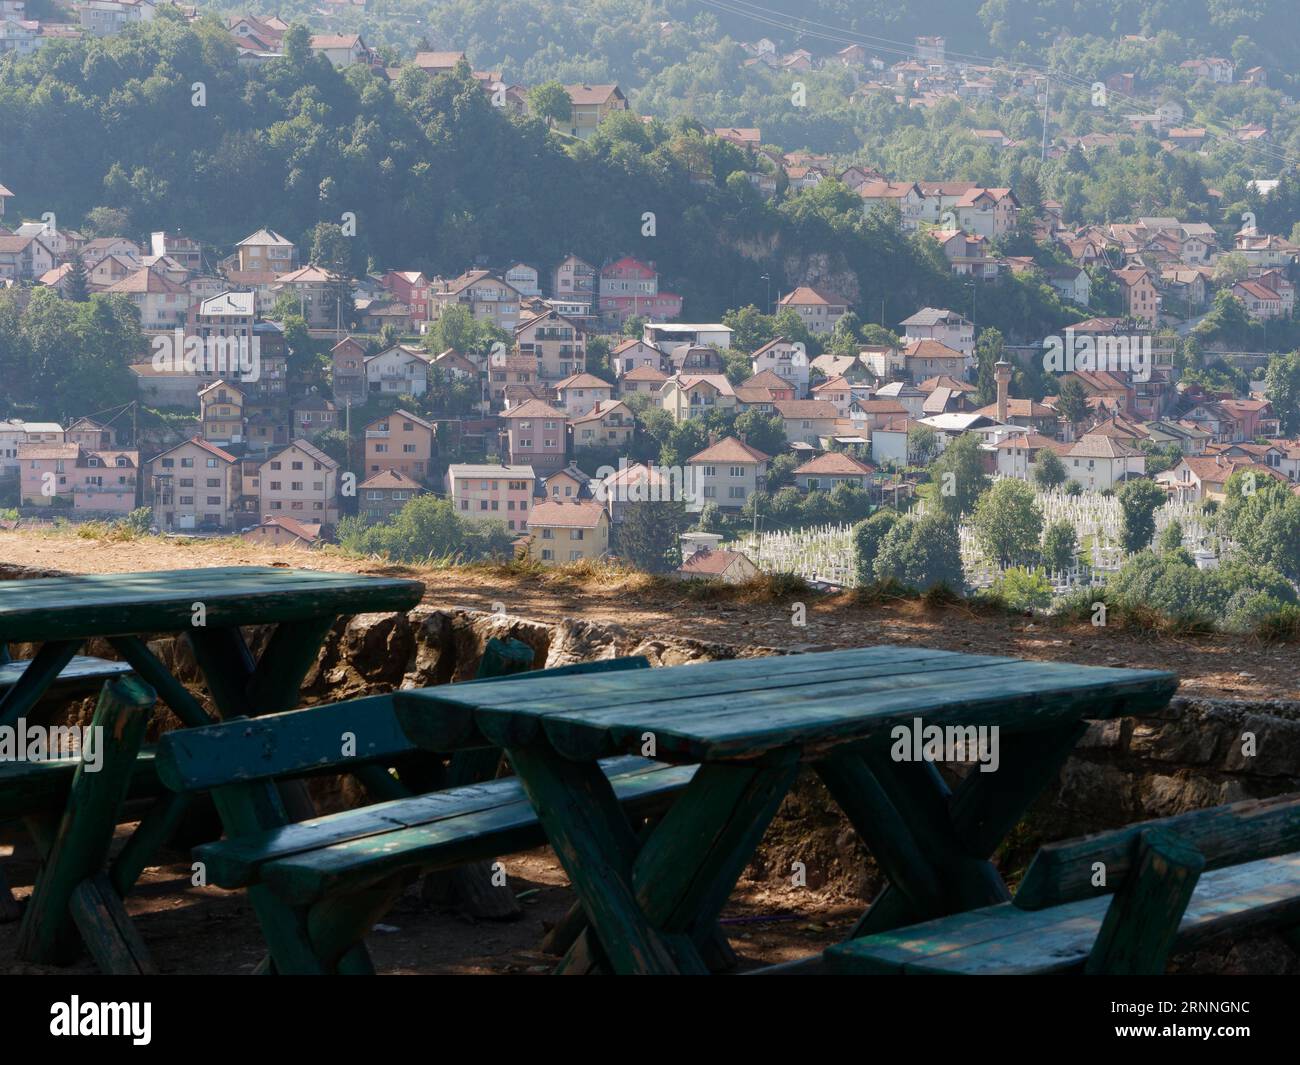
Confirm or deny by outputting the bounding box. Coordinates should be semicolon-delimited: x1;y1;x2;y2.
393;645;1178;975
0;565;423;968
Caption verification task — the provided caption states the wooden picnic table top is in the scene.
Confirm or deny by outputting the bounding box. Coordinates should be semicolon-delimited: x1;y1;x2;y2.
395;645;1179;764
0;566;425;642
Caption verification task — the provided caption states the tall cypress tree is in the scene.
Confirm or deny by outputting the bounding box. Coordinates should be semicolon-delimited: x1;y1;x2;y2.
65;253;90;302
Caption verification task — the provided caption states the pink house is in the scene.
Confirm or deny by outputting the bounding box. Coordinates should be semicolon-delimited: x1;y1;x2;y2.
501;398;570;473
445;463;537;532
19;443;140;513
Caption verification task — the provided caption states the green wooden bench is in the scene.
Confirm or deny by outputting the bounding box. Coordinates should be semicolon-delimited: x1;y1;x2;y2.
825;792;1300;975
0;644;133;701
0;644;139;921
153;643;699;974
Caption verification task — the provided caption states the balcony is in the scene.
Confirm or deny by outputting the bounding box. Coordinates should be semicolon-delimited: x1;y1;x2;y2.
365;430;389;439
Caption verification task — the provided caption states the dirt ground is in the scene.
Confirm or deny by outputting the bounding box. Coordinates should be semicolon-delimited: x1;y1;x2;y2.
0;528;1296;974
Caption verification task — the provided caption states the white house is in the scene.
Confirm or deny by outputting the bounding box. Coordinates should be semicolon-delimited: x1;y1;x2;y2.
364;345;430;397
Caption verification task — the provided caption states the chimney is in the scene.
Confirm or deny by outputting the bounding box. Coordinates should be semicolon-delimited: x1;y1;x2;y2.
995;359;1012;424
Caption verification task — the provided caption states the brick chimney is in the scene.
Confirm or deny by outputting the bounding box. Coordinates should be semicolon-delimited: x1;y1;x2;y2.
995;359;1012;424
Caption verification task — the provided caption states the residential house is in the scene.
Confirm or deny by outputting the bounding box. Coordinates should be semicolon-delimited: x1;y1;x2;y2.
516;308;586;381
902;339;967;383
242;515;323;547
430;269;522;332
146;437;240;531
0;232;55;281
503;263;541;299
273;265;347;330
551;254;597;307
259;439;339;528
231;228;297;274
642;322;733;349
1113;265;1160;322
365;344;429;397
197;379;245;445
554;373;613;416
346;469;417;522
676;547;760;583
857;180;924;229
379;271;431;321
103;266;189;331
545;465;591;500
310;33;370;68
291;394;338;439
501;399;569;473
793;452;875;492
446;463;536;533
1158;453;1275;503
18;443;139;514
560;84;627;140
773;399;842;445
750;336;810;393
597;256;681;326
364;409;436;481
659;375;737;422
490;354;541;407
1232;279;1286;319
900;307;974;359
1058;433;1146;490
330;336;368;405
573;400;634;450
685;437;769;513
526;499;609;563
609;338;664;376
617;364;668;398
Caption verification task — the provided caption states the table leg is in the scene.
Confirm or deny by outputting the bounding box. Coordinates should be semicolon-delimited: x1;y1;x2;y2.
188;620;337;823
828;721;1089;938
511;744;800;975
16;676;156;967
506;744;683;975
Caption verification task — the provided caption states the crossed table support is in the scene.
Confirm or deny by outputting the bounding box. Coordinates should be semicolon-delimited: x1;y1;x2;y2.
499;724;1088;974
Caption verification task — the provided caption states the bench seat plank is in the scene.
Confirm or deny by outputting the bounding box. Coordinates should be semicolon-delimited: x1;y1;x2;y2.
0;750;162;819
825;853;1300;975
260;762;699;905
195;756;690;892
0;655;132;695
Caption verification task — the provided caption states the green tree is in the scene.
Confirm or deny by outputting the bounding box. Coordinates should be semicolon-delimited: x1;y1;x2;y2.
1118;478;1166;553
528;81;573;125
972;478;1043;566
64;253;90;302
618;500;686;573
1264;352;1300;436
929;433;989;518
873;512;964;593
733;408;785;457
852;509;899;586
1157;519;1184;554
1054;376;1089;427
907;424;939;466
1032;447;1067;489
1041;519;1077;572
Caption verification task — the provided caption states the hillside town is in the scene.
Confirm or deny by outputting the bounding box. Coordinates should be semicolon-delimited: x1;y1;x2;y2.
2;16;1300;594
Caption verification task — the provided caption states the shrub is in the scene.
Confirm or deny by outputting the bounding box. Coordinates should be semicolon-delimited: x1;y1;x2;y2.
872;512;964;594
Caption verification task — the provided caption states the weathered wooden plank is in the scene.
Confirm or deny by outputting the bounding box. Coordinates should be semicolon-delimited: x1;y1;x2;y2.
0;568;423;643
0;750;163;819
827;853;1300;975
16;675;156;965
1085;829;1205;975
156;693;411;792
255;763;696;903
0;654;132;694
538;665;1177;763
398;648;976;748
395;653;653;751
67;873;156;975
1016;792;1300;910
